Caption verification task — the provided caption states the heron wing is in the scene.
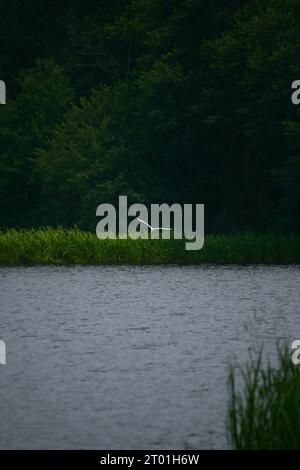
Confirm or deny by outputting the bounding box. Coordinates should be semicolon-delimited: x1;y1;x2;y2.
137;218;153;229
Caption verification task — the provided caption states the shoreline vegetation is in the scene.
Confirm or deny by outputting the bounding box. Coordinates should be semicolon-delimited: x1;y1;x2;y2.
228;348;300;449
0;228;299;266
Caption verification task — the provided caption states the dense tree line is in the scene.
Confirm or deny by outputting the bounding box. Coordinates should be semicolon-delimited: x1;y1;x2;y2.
0;0;299;232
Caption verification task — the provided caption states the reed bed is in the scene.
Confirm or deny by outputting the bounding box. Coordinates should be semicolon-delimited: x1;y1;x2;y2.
228;348;300;449
0;228;299;265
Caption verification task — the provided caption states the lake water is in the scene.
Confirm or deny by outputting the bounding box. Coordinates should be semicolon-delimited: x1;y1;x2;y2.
0;265;299;449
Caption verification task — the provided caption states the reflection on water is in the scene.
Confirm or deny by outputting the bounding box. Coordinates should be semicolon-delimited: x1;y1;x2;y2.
0;265;299;449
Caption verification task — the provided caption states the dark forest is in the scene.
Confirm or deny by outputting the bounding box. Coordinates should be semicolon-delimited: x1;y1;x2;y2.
0;0;299;233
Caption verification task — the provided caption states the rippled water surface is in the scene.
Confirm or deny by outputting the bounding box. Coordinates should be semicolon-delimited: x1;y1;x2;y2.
0;265;299;449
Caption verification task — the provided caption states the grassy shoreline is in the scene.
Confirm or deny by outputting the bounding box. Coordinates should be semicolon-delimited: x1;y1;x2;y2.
0;228;299;266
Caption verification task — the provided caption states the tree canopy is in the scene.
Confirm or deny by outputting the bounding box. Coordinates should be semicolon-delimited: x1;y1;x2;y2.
0;0;299;232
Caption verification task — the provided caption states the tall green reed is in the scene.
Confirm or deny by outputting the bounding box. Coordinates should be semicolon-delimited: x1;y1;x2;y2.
0;228;299;265
228;348;300;449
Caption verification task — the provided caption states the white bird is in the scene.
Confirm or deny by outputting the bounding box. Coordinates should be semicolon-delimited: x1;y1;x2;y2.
137;218;172;232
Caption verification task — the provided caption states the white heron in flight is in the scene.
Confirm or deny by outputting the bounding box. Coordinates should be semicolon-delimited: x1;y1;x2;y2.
137;218;172;232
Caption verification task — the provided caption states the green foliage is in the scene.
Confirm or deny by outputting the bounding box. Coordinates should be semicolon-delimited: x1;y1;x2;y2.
276;114;300;231
228;348;300;449
0;229;298;265
0;59;74;226
0;0;299;234
34;84;142;228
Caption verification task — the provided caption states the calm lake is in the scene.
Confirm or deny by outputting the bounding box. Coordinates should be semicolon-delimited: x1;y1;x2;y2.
0;265;299;449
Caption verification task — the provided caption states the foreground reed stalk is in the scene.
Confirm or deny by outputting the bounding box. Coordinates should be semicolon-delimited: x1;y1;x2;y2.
0;228;299;265
228;349;300;449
